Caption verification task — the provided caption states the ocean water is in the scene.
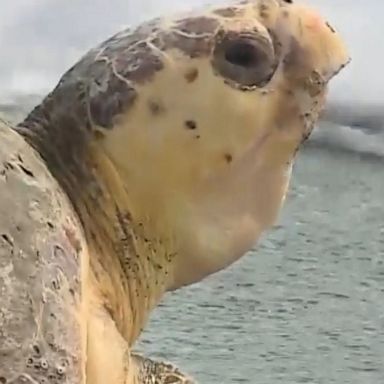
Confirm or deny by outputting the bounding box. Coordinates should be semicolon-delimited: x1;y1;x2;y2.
136;145;384;384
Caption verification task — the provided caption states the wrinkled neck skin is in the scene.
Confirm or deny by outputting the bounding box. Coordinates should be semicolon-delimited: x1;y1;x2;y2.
16;121;172;346
76;144;174;345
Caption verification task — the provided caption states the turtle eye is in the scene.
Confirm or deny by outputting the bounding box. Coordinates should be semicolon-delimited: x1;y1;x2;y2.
224;41;260;67
212;31;277;89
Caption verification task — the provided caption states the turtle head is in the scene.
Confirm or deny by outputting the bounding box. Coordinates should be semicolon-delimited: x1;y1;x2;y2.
97;0;350;290
20;0;348;293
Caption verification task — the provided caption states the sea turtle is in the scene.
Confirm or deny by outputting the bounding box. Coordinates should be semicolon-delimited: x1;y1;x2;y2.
0;0;349;383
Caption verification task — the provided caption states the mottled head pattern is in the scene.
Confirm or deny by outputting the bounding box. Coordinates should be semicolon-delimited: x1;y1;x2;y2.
19;0;348;133
18;0;349;290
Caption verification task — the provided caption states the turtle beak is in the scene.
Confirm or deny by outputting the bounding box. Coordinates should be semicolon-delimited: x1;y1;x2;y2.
276;3;350;86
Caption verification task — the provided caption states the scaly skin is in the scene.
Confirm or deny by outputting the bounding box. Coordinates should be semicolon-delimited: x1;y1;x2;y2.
0;119;87;383
0;1;349;383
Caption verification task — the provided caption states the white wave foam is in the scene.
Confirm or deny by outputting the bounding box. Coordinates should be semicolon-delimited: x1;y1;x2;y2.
310;123;384;158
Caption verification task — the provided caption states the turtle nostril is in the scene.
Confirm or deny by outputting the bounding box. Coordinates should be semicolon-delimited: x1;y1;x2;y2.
224;42;260;68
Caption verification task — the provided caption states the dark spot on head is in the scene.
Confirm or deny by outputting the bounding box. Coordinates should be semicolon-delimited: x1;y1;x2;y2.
195;134;201;139
283;0;293;3
224;153;233;163
148;99;165;115
0;377;6;384
185;120;197;130
325;21;336;33
213;7;239;18
259;3;270;18
184;68;199;83
93;129;106;140
212;29;277;89
282;9;290;18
